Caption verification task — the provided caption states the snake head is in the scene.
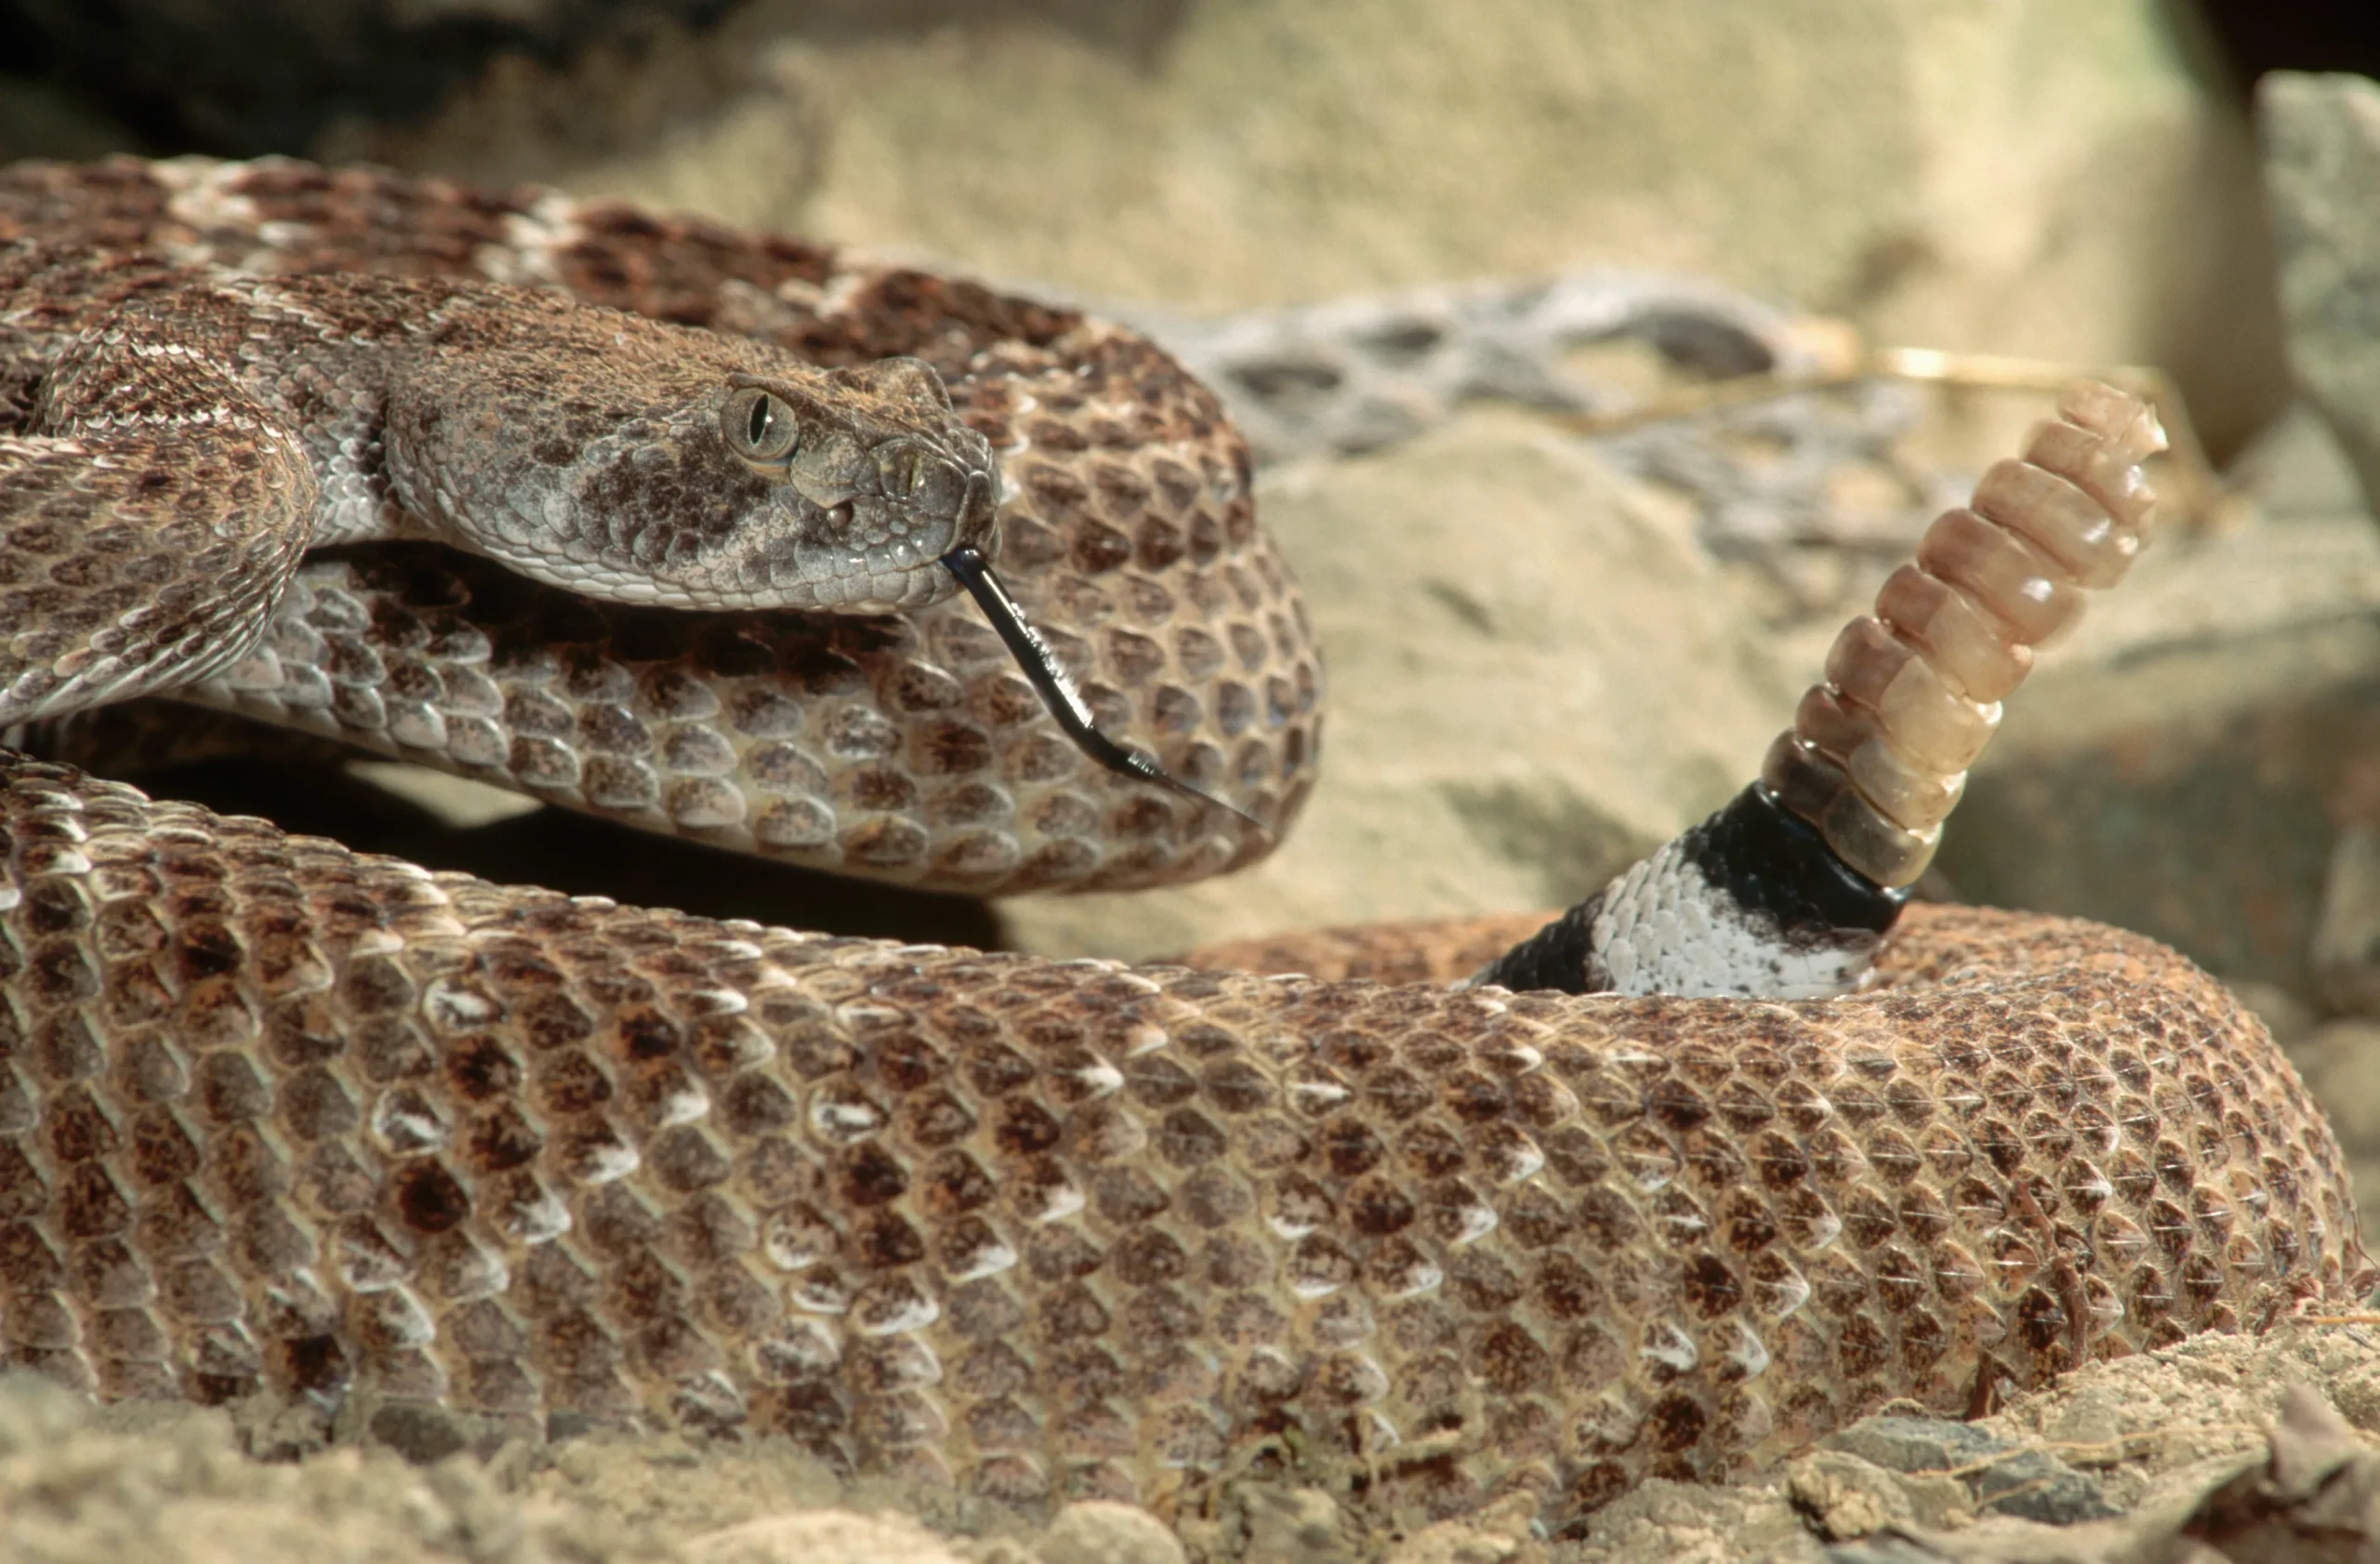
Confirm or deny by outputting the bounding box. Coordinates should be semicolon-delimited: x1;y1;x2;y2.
398;330;1002;614
705;359;1003;610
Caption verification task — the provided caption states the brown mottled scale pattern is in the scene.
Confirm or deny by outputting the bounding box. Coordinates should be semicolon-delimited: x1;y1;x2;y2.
0;156;1320;892
177;523;1308;893
0;761;2362;1531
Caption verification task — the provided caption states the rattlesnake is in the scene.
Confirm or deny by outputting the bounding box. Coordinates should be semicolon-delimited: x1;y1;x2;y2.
0;156;2364;1542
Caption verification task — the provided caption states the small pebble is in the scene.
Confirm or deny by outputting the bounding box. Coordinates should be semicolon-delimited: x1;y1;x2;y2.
1037;1500;1186;1564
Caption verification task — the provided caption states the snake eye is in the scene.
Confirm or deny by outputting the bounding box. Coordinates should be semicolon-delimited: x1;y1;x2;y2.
723;386;800;470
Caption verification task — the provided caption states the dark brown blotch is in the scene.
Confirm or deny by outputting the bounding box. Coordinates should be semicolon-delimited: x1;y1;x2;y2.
394;1160;471;1233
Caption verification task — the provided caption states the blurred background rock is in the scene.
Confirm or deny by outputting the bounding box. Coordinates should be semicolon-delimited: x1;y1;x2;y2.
0;0;2347;457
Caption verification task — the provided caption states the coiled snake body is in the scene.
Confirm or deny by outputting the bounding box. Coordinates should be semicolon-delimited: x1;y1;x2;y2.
0;157;2363;1536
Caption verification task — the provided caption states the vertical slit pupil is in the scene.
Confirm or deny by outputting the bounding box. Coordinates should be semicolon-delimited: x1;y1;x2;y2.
747;397;774;447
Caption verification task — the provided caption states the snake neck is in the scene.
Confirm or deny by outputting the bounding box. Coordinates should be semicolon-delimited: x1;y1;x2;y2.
1468;783;1908;999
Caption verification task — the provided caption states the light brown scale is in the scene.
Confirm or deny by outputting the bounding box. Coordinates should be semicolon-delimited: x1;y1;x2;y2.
1761;381;2167;887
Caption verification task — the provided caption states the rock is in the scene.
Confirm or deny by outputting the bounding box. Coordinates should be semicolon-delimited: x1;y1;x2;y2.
1567;1477;1826;1564
0;1371;88;1457
685;1511;970;1564
1950;1455;2119;1529
7;1330;2380;1564
1828;1418;2116;1527
8;0;735;155
345;761;546;830
1787;1450;1921;1539
2175;1385;2380;1558
1188;1485;1358;1564
0;74;138;163
1381;1498;1545;1564
1036;1502;1186;1564
0;1369;635;1563
2229;397;2377;523
1001;407;1790;960
1593;1337;2380;1563
2313;825;2380;1014
2323;1354;2380;1444
1831;1417;2003;1475
1822;1539;1952;1564
348;0;2286;455
2264;71;2380;521
2267;1385;2364;1501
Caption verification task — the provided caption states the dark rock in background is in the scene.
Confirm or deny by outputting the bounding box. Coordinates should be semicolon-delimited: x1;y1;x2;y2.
0;0;739;156
0;0;1194;160
2265;71;2380;521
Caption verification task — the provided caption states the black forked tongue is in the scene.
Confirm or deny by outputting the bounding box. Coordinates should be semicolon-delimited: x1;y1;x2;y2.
940;547;1271;837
